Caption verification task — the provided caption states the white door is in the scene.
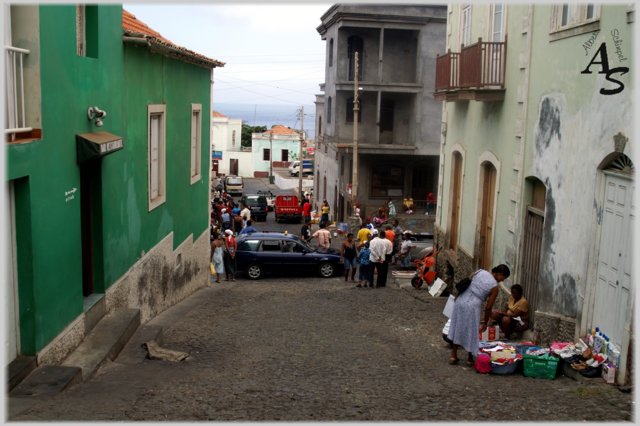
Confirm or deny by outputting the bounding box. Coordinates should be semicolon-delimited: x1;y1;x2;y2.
593;172;634;374
6;182;20;361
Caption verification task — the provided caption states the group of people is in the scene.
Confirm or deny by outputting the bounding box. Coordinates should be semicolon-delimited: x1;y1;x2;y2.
210;229;238;283
446;264;530;366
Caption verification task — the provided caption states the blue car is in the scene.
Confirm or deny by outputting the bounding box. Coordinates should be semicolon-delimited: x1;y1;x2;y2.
236;232;343;280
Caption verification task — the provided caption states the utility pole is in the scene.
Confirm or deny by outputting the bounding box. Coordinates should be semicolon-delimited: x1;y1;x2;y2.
298;105;304;199
351;51;360;215
269;129;273;184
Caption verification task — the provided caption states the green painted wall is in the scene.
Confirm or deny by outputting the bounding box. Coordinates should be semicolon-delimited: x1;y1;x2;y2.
7;5;211;354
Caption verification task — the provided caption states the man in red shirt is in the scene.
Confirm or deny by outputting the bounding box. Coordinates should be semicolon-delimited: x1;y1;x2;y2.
302;199;312;223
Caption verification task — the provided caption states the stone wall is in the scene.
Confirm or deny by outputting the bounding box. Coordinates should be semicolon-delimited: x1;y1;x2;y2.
36;230;209;366
531;311;576;345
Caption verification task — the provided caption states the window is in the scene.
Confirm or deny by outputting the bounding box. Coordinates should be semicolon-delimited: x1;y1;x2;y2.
232;130;236;147
380;99;394;132
148;104;166;210
76;5;98;58
281;149;289;162
238;240;260;252
346;97;362;123
190;104;202;184
260;240;281;252
550;4;600;38
263;148;271;161
347;36;364;81
318;116;322;137
490;4;505;42
327;97;332;123
371;166;403;197
329;39;334;67
461;5;472;46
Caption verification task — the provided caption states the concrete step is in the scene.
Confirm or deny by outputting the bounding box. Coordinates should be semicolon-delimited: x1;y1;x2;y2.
62;308;141;381
9;365;82;398
115;324;164;365
7;355;38;391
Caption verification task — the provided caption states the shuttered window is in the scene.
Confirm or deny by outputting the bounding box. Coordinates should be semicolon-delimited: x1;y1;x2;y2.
190;104;202;184
148;104;166;210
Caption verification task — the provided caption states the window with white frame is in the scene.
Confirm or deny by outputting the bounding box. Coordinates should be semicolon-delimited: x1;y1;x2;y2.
148;104;166;210
490;4;505;42
461;5;472;46
550;4;600;37
190;104;202;184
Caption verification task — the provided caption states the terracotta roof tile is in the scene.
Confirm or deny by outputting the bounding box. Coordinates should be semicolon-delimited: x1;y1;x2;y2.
212;111;227;118
122;9;224;69
265;125;300;136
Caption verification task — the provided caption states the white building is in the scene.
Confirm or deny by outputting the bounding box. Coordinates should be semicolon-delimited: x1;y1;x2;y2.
211;111;252;177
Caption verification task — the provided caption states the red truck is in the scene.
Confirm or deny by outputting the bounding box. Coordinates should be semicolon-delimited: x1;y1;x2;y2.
274;195;303;223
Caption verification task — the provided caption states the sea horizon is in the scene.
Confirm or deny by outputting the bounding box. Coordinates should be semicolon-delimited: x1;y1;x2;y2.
213;102;317;139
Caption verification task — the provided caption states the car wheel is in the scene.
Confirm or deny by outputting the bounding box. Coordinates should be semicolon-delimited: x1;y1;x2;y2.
247;264;263;280
319;262;335;278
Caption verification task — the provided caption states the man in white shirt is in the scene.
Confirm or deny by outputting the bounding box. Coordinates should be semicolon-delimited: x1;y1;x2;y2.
312;222;332;250
369;230;393;287
240;203;251;229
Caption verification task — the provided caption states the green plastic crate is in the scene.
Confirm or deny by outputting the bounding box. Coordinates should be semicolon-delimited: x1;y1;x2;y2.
523;354;560;379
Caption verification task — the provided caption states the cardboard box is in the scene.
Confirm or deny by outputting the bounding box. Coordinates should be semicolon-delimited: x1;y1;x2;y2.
479;325;500;341
602;362;616;384
429;278;447;297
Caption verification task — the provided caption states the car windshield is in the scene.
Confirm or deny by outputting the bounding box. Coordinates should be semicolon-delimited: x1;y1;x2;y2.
245;196;266;206
227;177;242;185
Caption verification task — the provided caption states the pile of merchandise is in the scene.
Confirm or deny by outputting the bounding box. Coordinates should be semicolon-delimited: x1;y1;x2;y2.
477;341;531;374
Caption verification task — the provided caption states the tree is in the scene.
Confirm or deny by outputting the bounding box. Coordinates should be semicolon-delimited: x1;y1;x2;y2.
241;124;267;148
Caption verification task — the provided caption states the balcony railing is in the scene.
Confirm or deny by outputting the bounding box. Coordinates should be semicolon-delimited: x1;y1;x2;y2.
435;37;507;101
5;45;31;135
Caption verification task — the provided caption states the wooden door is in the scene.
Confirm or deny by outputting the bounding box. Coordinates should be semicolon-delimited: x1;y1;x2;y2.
449;152;463;249
478;163;496;270
230;158;239;176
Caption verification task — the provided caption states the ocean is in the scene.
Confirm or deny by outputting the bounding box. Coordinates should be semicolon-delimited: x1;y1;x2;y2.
213;103;316;139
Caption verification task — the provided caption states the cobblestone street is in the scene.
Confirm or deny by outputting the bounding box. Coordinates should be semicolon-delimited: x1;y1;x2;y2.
11;277;633;421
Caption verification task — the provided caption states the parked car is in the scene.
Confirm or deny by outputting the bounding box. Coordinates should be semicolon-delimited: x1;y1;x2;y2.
288;159;314;177
224;175;244;196
274;195;303;223
240;194;269;222
236;232;343;279
257;190;276;211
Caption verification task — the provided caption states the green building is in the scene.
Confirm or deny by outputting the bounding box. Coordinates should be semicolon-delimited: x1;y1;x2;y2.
434;4;634;384
5;6;222;368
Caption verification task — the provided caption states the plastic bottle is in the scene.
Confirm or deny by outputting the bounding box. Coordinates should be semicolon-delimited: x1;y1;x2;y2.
588;327;596;346
602;335;609;355
593;330;603;353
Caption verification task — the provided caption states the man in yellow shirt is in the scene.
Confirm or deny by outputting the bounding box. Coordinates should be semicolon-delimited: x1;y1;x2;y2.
356;223;372;248
490;284;529;338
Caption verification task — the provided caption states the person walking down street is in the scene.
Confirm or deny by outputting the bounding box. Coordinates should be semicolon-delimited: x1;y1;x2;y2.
211;237;225;284
341;233;358;283
223;229;238;282
447;264;511;365
220;208;231;232
398;231;414;268
312;222;332;250
320;200;330;227
300;221;312;243
302;199;312;224
357;241;372;288
239;220;257;235
369;230;393;288
356;223;372;248
426;192;436;215
387;198;397;218
240;203;251;229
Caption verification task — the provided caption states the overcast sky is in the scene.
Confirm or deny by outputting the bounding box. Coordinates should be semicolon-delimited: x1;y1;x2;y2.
124;3;332;107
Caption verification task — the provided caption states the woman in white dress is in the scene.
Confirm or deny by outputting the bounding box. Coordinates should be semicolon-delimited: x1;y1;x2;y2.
447;264;510;365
